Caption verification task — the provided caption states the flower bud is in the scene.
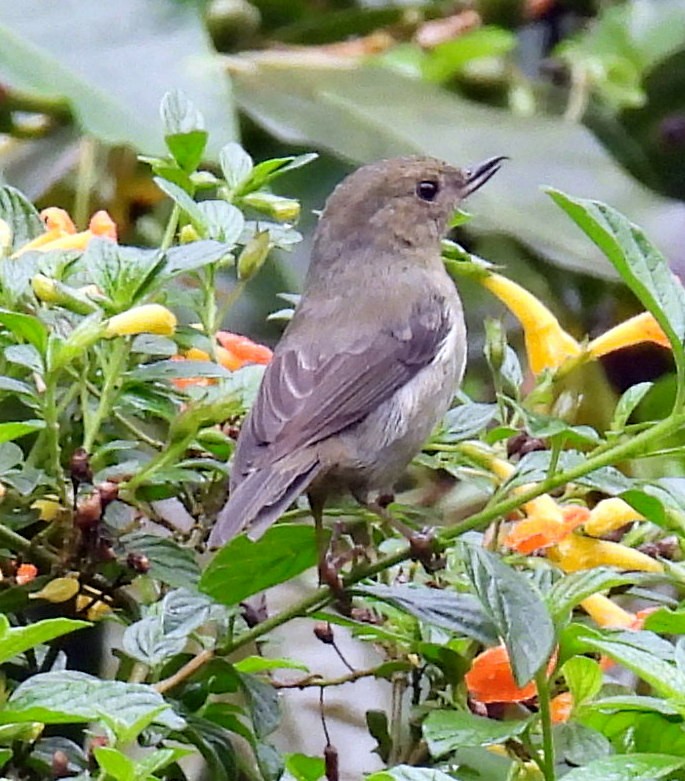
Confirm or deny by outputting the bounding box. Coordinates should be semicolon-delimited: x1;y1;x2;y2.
237;230;270;281
30;576;80;603
484;317;506;374
180;224;200;244
104;304;177;337
242;192;300;222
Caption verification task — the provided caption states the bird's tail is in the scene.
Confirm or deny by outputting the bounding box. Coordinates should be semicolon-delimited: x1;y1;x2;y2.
208;456;322;548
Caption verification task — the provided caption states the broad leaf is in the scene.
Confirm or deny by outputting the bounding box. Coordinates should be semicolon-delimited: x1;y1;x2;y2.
436;403;497;443
463;544;555;686
201;524;323;605
423;710;529;758
356;583;498;645
561;754;685;781
0;616;89;666
0;186;43;251
119;532;200;590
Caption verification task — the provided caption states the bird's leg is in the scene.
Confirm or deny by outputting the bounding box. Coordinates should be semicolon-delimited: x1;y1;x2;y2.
308;491;348;606
368;493;444;573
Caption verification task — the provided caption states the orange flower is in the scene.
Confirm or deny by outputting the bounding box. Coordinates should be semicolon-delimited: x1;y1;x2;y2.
504;502;589;555
14;208;117;257
466;645;555;703
173;331;272;389
16;563;38;585
550;692;573;723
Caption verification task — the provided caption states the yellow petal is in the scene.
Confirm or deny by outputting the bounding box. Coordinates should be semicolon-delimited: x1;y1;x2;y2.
105;304;177;337
75;594;112;621
588;312;670;358
581;593;636;628
548;534;663;573
481;274;581;374
584;497;644;538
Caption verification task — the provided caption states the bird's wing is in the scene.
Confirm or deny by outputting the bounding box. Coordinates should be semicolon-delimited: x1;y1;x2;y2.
232;293;453;481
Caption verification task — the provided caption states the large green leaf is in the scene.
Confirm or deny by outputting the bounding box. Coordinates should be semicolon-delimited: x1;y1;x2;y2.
463;544;555;686
200;523;322;605
119;531;200;590
423;710;529;758
0;0;236;156
0;616;89;666
561;754;685;781
233;62;684;278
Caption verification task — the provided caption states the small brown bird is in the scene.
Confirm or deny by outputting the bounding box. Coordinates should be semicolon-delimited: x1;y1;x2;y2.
208;154;505;549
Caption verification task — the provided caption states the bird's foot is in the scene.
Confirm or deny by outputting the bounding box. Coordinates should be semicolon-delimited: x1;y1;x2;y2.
407;527;445;573
318;551;352;614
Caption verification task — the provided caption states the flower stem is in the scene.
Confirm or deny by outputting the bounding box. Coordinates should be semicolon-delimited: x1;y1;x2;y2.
160;204;180;251
42;376;66;504
83;340;130;452
535;668;555;781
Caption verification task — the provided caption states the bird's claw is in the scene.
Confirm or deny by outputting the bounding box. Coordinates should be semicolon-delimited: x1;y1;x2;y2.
408;527;445;573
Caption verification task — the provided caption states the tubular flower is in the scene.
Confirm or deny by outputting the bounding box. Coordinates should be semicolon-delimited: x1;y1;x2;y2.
481;273;581;374
480;273;672;375
104;304;177;338
14;208;117;257
466;645;556;704
583;497;644;537
548;533;663;574
588;312;670;357
504;502;589;555
173;331;272;389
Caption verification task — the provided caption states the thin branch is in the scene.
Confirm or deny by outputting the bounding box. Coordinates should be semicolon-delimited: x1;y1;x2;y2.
272;666;381;690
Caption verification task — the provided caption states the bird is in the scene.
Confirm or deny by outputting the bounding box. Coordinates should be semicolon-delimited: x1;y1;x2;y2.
208;154;505;553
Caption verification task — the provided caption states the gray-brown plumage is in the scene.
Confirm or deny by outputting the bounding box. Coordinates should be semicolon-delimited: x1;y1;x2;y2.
208;154;504;547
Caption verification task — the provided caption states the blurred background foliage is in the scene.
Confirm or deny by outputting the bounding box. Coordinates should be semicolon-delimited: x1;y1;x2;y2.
0;0;683;419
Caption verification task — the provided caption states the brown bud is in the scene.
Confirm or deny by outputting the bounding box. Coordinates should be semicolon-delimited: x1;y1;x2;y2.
75;492;102;529
51;749;70;778
507;432;547;458
97;480;119;508
70;447;93;484
313;622;335;645
324;744;339;781
519;437;547;457
126;552;150;574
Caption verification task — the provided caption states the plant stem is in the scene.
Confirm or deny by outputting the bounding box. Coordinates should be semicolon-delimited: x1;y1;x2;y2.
535;668;555;781
73;137;97;229
160;204;180;251
0;522;57;568
83;341;130;452
42;376;67;504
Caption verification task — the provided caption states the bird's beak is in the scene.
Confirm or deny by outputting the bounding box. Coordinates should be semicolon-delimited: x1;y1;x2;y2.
463;155;508;196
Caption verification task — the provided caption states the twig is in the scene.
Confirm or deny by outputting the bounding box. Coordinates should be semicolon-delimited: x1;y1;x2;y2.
155;648;214;693
272;666;380;689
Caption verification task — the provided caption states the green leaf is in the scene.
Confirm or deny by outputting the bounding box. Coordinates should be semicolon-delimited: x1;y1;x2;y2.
421;27;516;83
423;709;529;758
561;754;685;781
234;656;309;674
284;753;325;781
247;153;318;191
161;90;208;172
239;673;281;739
197;200;245;244
25;737;88;777
547;568;654;621
200;524;323;605
586;695;680;716
0;185;44;252
0;420;44;445
554;722;613;767
561;656;602;707
4;343;42;373
175;715;237;781
0;0;236;156
578;630;685;700
119;532;200;589
93;747;136;781
2;671;185;737
0;615;89;666
610;382;654;431
0;310;48;353
128;359;231;382
0;748;10;770
256;741;284;781
644;606;685;634
548;190;685;370
356;584;498;645
366;766;463;780
463;544;555;686
510;450;633;495
153;177;207;230
220;142;254;190
163;240;234;277
436;403;497;443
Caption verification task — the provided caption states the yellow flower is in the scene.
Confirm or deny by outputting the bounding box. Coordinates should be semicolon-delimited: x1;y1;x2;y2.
587;312;670;357
14;207;117;257
104;304;177;337
480;272;672;375
548;533;663;573
481;273;581;374
583;497;644;537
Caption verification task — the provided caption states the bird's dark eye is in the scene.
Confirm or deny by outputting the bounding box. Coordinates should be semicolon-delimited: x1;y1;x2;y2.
416;180;439;201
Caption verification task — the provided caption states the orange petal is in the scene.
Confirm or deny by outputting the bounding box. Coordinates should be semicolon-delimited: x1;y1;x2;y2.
16;563;38;585
216;331;272;364
550;692;573;723
588;312;670;358
216;345;247;372
88;210;117;240
465;645;538;703
503;499;588;555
